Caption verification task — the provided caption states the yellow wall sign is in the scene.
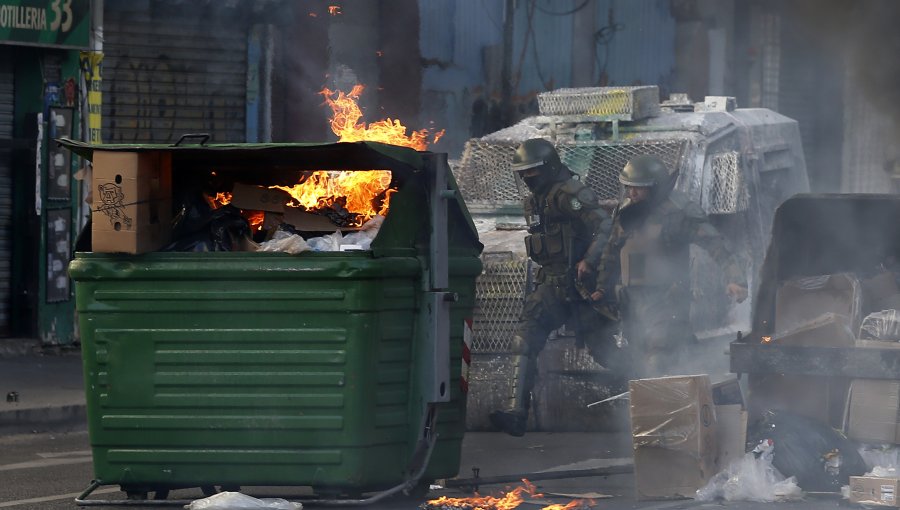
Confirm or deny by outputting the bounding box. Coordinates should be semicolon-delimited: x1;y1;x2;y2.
81;51;101;143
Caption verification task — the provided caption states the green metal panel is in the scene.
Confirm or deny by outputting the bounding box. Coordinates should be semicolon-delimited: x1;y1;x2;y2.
71;252;480;490
0;0;91;50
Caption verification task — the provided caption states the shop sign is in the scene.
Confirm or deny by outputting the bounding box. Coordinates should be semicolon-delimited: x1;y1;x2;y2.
0;0;90;49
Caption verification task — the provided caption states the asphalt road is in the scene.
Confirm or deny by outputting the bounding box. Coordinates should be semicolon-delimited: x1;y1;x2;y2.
0;431;854;510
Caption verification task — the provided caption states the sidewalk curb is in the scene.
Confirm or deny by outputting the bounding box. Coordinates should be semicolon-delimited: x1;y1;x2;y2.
0;404;88;434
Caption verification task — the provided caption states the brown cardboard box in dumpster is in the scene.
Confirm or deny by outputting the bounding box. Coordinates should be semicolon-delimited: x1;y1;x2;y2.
772;312;855;347
775;273;862;334
229;183;290;213
845;339;900;444
92;151;172;254
630;375;718;500
850;476;900;507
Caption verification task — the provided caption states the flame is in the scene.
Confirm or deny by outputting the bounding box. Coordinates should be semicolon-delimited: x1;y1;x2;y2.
425;480;593;510
319;85;443;150
762;336;772;344
328;5;341;15
272;170;394;227
214;192;232;206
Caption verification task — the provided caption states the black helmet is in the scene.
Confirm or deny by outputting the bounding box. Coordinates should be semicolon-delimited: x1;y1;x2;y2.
511;139;567;192
619;154;670;188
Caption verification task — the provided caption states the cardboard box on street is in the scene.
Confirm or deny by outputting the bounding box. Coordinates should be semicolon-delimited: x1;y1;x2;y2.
630;375;717;500
775;273;862;334
715;404;747;471
91;151;172;254
850;476;900;507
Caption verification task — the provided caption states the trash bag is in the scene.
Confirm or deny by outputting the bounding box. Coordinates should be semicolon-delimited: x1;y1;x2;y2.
307;231;343;252
187;492;302;510
859;309;900;341
164;194;252;252
258;230;310;254
747;410;867;492
859;445;900;472
696;439;803;502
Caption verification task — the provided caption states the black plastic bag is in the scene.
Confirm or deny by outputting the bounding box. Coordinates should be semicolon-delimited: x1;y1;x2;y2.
164;194;251;252
747;410;867;492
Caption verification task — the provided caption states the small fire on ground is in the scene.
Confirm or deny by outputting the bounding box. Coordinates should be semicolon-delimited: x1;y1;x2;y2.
423;479;594;510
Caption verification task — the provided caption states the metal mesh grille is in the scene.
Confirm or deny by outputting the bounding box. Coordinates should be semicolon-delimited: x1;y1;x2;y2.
561;141;687;200
455;140;525;205
455;139;688;205
537;86;658;119
472;257;530;352
708;151;749;214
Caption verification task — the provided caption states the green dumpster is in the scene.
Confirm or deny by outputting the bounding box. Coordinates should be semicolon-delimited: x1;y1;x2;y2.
63;140;483;501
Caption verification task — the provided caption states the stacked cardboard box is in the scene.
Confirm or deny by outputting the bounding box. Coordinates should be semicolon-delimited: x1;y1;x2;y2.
846;340;900;444
630;375;718;500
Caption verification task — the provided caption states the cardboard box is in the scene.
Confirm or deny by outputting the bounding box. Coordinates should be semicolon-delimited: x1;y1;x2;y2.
229;183;290;213
715;404;747;471
630;375;718;500
92;151;172;254
850;476;900;507
775;273;862;334
772;312;855;347
711;376;744;406
845;340;900;444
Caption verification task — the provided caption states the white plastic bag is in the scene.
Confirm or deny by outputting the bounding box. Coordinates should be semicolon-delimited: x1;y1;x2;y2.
696;440;803;502
307;231;343;252
258;230;310;255
186;492;302;510
859;309;900;341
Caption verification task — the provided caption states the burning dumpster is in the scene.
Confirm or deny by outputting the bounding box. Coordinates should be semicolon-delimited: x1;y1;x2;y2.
62;139;483;502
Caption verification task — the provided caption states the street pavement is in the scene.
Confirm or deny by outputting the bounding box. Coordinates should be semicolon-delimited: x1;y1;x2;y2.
0;351;854;510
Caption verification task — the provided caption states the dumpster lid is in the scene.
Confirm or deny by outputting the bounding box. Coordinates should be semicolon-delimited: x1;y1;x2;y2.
751;193;900;336
56;138;426;173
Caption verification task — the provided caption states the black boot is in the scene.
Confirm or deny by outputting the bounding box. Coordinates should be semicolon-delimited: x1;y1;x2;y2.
489;353;534;437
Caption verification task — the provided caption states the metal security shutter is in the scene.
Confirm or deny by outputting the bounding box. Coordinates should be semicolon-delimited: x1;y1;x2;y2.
0;48;13;335
102;7;248;143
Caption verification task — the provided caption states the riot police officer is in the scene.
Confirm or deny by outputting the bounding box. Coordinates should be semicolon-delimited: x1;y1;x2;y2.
592;154;748;378
489;138;613;437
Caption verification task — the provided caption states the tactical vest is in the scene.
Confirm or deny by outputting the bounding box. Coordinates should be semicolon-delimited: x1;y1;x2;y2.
523;181;583;274
619;205;689;287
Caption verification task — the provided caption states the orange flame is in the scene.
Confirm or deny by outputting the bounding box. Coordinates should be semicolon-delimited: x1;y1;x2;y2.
762;336;772;344
319;85;443;150
425;480;593;510
328;5;341;15
213;192;232;206
272;170;394;226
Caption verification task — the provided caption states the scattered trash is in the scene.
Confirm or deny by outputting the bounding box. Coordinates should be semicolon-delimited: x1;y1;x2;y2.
747;410;867;492
860;445;900;473
860;309;900;341
696;439;803;502
258;230;310;254
186;492;302;510
165;197;253;252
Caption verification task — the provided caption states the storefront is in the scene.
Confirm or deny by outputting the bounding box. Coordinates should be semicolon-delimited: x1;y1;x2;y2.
2;0;93;344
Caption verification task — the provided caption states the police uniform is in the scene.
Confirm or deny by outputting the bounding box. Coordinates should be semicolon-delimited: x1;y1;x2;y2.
596;157;746;378
489;138;613;437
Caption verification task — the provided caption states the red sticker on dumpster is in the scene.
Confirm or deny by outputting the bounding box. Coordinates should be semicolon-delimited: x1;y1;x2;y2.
461;319;473;393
